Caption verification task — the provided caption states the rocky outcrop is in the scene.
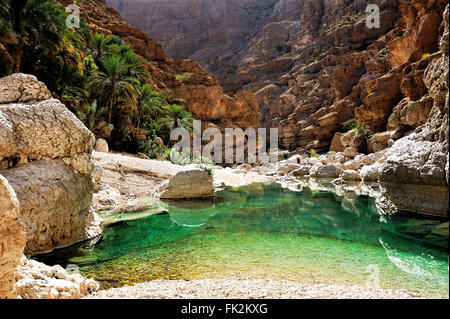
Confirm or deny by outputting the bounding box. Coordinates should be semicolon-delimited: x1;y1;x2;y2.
0;74;102;255
67;0;260;135
0;174;26;299
110;0;447;156
378;5;449;217
1;161;102;255
11;257;99;299
157;168;215;199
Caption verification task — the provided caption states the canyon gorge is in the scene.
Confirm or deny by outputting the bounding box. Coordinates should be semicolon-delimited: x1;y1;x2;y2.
105;0;449;216
0;0;448;300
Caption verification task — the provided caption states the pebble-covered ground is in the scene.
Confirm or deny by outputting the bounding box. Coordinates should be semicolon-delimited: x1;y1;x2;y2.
86;279;421;299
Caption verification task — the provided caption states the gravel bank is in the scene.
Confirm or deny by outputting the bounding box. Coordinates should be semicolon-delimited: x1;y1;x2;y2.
86;279;420;299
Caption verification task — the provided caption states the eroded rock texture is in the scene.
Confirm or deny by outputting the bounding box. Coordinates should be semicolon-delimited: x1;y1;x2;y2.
11;257;99;299
65;0;260;134
1;161;102;255
157;168;215;199
378;5;449;217
0;174;26;299
109;0;447;153
0;74;102;255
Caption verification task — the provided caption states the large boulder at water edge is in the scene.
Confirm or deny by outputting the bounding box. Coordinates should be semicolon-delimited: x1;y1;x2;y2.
157;168;215;199
0;74;102;255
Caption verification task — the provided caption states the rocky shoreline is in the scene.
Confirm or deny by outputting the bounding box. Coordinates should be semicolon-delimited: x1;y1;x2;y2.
0;76;447;298
86;279;420;299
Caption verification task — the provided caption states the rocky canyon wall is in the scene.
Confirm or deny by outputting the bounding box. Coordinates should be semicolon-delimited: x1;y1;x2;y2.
0;74;102;256
109;0;448;154
82;1;448;216
69;0;261;136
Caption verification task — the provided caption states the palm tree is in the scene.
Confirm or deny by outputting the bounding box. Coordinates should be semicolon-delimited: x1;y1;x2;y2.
56;65;89;104
77;100;108;130
134;83;162;131
122;50;150;83
89;55;139;124
88;33;114;64
0;0;58;73
160;104;193;132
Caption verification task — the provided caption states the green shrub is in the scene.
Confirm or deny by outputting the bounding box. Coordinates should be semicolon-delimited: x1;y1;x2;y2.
341;119;358;132
310;149;320;158
341;119;372;138
197;165;214;176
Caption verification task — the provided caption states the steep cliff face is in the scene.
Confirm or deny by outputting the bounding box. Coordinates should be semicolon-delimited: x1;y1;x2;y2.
378;4;449;217
107;0;280;91
69;0;260;132
109;0;447;153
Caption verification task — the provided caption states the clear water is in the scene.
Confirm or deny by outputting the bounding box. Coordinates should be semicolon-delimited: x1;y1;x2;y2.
36;183;449;298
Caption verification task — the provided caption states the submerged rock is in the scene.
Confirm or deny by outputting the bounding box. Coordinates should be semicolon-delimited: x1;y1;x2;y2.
157;168;215;199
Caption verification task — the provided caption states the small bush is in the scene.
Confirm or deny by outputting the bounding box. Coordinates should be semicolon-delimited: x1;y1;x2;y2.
341;119;372;138
341;119;358;132
197;165;214;176
310;149;320;158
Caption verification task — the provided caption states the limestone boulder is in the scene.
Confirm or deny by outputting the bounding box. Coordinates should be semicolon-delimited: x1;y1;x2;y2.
1;161;102;255
157;168;215;199
0;98;95;174
12;257;98;299
0;74;102;255
309;163;342;179
292;164;312;177
94;139;109;153
0;174;26;299
330;132;345;152
361;163;382;182
340;170;362;181
339;160;362;171
343;147;358;158
277;161;302;175
0;73;51;104
367;132;392;153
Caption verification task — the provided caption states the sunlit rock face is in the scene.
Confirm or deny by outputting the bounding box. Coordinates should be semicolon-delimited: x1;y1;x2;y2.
68;0;260;140
0;74;102;255
0;174;26;299
378;5;449;217
110;0;447;155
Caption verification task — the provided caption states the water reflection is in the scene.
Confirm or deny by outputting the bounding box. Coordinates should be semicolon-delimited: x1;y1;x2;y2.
35;182;448;296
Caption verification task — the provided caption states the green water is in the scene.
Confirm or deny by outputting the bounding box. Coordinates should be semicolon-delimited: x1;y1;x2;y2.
36;183;449;298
